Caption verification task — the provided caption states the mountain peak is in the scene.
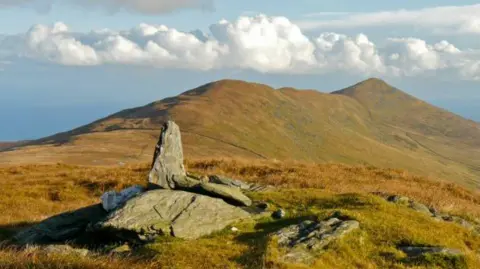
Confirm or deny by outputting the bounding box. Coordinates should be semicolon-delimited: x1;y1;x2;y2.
333;77;399;96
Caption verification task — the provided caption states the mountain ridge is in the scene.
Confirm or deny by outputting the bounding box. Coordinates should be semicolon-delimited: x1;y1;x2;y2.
1;78;479;188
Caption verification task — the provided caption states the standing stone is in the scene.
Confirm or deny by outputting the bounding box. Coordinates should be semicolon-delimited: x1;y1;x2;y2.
148;121;187;189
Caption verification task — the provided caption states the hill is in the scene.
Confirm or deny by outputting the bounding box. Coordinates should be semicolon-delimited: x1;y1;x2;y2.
0;141;27;151
1;78;479;188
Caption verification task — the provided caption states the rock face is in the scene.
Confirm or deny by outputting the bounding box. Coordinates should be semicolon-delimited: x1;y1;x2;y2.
271;216;360;265
148;121;187;189
15;204;107;245
93;189;251;240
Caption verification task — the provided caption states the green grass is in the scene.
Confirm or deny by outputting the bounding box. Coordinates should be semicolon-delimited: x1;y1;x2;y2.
0;161;479;268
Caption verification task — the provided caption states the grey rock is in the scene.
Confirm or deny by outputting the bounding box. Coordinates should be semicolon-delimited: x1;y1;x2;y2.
384;195;432;216
15;204;107;245
208;175;252;190
148;121;187;189
272;216;360;265
197;182;252;207
409;201;433;216
94;190;250;241
387;195;410;205
171;194;251;239
272;209;286;219
399;246;463;258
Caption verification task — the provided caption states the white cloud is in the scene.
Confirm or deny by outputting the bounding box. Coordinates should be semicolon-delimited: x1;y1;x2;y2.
296;4;480;35
0;0;213;14
2;15;480;80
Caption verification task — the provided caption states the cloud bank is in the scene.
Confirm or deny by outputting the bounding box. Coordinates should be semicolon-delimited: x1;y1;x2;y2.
0;0;213;14
2;14;480;80
297;4;480;35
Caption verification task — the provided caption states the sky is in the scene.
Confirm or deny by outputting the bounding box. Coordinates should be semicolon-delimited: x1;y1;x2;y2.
0;0;480;141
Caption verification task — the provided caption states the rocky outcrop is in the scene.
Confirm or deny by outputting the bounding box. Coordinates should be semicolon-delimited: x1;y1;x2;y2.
381;194;480;234
14;204;107;245
270;215;360;265
146;121;253;207
93;190;251;241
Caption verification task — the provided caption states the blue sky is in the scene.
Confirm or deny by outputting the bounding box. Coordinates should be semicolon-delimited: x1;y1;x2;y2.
0;0;479;140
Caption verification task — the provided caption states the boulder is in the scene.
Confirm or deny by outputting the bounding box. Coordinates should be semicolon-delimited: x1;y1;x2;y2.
271;216;360;265
148;121;187;189
196;182;252;207
15;204;107;245
93;190;251;241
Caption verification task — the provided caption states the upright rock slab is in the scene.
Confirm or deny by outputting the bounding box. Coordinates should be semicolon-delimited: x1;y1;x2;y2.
148;121;187;189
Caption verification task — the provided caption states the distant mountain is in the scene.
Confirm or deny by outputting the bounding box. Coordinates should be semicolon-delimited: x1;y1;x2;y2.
0;141;27;151
2;78;480;188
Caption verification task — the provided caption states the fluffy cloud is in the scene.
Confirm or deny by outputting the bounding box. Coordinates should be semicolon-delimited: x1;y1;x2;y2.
2;15;480;80
297;4;480;35
0;0;213;14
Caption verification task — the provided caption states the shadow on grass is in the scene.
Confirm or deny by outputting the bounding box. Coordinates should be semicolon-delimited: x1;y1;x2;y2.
0;222;38;243
233;216;315;269
305;193;375;210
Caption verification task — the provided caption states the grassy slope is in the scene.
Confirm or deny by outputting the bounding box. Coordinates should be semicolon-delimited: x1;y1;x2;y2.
0;160;479;268
1;79;479;188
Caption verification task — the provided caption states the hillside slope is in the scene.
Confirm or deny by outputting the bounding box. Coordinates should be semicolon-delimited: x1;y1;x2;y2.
1;79;479;188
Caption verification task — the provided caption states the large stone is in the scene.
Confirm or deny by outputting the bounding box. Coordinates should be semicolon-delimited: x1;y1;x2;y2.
271;216;360;265
15;204;107;245
148;121;187;189
197;182;252;207
93;190;251;241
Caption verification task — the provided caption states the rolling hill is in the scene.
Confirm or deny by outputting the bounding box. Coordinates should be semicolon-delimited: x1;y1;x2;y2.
1;78;479;188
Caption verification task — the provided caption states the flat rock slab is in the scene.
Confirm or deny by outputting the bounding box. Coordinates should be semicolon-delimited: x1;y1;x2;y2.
94;190;251;241
208;175;252;190
271;217;360;265
197;182;252;207
15;204;107;245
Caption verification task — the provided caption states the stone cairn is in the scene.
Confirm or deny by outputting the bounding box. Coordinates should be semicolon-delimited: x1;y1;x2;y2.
14;121;266;245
